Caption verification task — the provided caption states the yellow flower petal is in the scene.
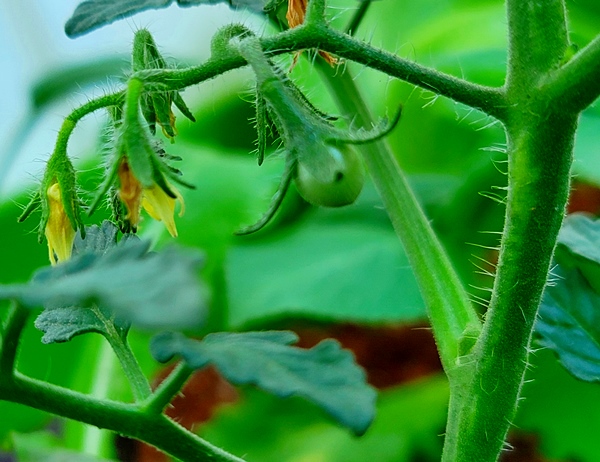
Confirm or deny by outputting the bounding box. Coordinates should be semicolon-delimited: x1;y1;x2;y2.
141;183;184;238
45;182;76;265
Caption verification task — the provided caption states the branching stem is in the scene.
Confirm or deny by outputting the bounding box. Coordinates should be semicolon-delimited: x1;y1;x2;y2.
0;372;245;462
142;361;193;414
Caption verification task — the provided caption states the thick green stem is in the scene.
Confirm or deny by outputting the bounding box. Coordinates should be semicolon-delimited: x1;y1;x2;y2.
443;112;577;461
317;64;480;373
90;305;152;402
104;333;152;402
543;33;600;113
0;372;245;462
0;301;29;376
136;26;504;120
442;1;576;460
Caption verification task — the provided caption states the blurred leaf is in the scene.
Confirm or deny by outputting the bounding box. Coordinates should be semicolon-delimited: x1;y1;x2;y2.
555;213;600;293
557;213;600;264
1;224;206;330
536;265;600;382
65;0;266;37
200;376;448;462
227;221;425;328
151;330;376;435
516;349;600;462
12;431;116;462
573;111;600;185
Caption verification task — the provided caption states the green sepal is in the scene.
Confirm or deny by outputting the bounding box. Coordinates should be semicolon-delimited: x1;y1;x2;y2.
152;91;177;138
330;105;403;145
150;144;196;190
17;191;42;223
39;147;86;243
131;28;195;138
255;86;268;166
282;76;338;124
173;91;196;122
236;155;296;235
141;94;158;135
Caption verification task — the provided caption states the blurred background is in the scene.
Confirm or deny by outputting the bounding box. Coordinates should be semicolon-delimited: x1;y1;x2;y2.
1;0;600;461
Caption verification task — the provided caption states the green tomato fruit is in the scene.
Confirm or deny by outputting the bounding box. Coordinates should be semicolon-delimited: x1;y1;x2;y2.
295;143;365;207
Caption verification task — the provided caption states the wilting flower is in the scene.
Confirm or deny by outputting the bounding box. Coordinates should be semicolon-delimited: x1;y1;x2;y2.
142;183;185;238
117;158;143;228
45;182;76;265
286;0;337;66
117;158;184;237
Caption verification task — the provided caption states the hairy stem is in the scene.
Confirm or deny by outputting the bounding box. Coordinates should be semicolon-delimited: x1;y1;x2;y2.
104;333;152;402
136;26;505;120
443;1;576;460
142;362;193;414
0;373;245;462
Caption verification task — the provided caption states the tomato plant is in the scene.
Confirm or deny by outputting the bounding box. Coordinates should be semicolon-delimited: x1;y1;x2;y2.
1;0;600;461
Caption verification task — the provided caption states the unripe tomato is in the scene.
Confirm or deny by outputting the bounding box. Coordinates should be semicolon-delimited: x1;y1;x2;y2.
295;143;365;207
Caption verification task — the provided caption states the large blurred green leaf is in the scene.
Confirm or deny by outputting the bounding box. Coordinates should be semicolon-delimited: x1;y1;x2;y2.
151;330;376;435
557;213;600;264
65;0;266;37
1;228;206;331
200;375;448;462
573;111;600;186
536;265;600;382
227;220;425;328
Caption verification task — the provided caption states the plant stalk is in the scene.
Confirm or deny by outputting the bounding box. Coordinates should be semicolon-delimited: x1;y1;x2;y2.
317;63;480;373
0;372;245;462
442;1;577;459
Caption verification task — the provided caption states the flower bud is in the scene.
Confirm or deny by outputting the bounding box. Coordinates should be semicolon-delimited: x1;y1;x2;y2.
45;182;76;265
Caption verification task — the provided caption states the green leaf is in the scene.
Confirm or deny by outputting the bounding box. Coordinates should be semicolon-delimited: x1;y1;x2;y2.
536;265;600;382
65;0;266;37
557;213;600;264
34;303;123;344
72;220;120;255
227;221;425;328
150;330;377;435
2;225;206;330
65;0;172;37
516;349;600;462
555;213;600;293
200;377;448;462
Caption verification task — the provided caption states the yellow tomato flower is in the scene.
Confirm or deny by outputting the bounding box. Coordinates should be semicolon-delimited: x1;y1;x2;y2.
45;182;76;265
117;158;143;229
141;183;185;238
117;158;184;236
